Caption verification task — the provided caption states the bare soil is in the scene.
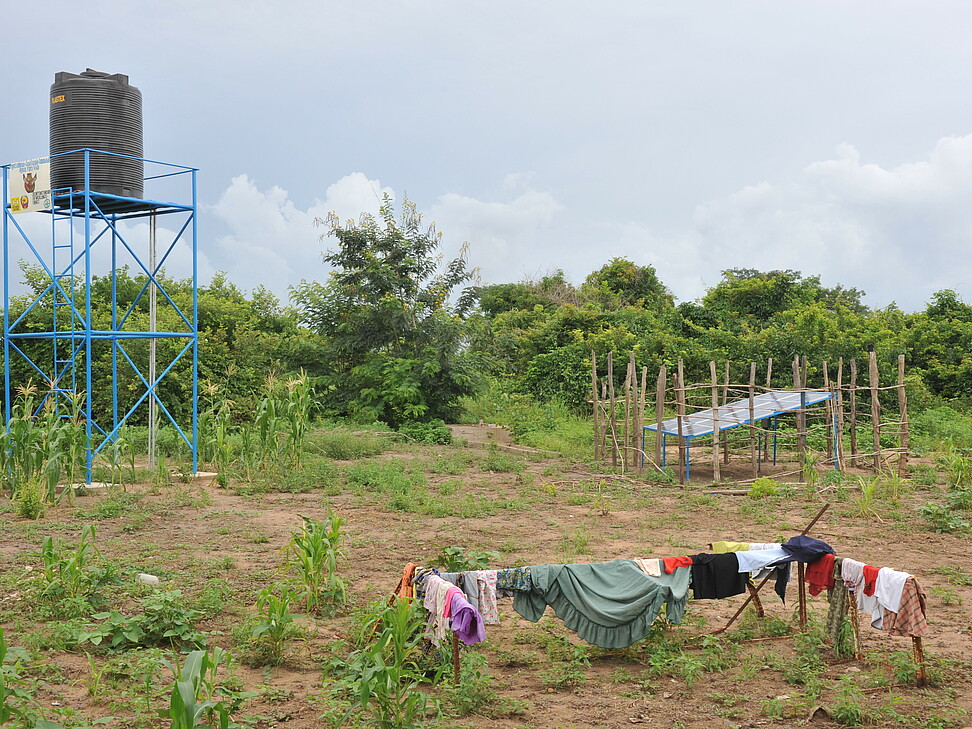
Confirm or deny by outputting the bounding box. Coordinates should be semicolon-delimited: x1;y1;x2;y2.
2;425;971;729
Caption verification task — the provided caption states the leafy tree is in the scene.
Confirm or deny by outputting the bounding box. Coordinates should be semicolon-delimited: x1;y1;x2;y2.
581;258;673;312
290;195;479;426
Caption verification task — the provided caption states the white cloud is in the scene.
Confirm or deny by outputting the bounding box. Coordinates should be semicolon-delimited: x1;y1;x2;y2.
428;178;565;285
605;134;972;311
205;172;393;295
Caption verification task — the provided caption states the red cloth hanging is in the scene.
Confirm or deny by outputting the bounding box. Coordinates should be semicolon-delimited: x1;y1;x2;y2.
805;553;835;596
662;556;694;574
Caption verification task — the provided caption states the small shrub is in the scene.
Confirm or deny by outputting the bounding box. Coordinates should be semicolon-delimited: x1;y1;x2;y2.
747;477;778;500
398;419;452;445
919;502;970;533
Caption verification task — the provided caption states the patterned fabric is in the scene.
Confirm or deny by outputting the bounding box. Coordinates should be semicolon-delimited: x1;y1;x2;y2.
634;558;661;577
496;566;532;592
825;558;849;648
883;577;928;637
465;570;500;624
412;566;439;602
422;574;454;645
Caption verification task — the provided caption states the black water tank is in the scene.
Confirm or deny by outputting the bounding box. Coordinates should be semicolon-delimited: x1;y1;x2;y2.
50;69;143;199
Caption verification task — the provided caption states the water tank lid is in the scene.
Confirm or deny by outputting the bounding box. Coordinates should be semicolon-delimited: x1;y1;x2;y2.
53;69;130;85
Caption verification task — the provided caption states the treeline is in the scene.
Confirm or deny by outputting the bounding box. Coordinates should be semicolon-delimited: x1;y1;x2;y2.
5;199;972;429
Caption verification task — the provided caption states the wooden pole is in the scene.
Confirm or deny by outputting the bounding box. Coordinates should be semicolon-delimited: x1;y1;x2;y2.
847;588;863;661
629;352;638;470
452;631;461;685
591;351;600;462
722;361;730;465
823;361;833;465
913;636;927;687
898;354;910;478
749;362;757;478
676;359;686;484
836;358;845;471
622;357;631;471
793;355;805;480
639;364;648;472
869;349;881;471
763;358;773;462
710;360;721;483
655;364;666;469
850;359;858;468
607;352;618;468
601;380;609;461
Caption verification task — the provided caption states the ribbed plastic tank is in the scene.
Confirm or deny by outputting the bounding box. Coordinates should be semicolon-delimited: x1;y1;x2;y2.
49;69;143;199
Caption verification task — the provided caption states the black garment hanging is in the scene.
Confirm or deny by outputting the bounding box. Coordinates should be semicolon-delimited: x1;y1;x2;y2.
690;553;748;599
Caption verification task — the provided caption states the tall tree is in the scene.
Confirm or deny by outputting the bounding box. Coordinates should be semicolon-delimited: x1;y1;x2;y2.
290;195;479;426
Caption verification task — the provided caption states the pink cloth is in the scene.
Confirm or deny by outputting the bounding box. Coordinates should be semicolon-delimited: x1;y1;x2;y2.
442;586;462;618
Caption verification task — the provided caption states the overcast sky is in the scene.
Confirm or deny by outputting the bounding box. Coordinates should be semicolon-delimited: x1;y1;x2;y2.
5;1;972;312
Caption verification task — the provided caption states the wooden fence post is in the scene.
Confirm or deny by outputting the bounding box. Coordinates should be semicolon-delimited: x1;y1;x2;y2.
639;364;648;471
591;351;599;462
710;361;721;483
655;365;666;469
793;355;805;481
676;359;686;484
898;354;909;478
869;349;881;471
850;359;858;468
749;362;757;478
722;361;730;465
608;352;618;468
835;358;845;470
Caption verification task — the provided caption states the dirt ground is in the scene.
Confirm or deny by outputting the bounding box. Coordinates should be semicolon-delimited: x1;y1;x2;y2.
1;425;971;729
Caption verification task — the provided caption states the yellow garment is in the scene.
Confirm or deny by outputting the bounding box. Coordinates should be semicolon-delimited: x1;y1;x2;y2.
711;541;749;553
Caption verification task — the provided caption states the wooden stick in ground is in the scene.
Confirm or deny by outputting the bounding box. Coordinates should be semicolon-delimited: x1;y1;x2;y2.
655;364;666;469
722;361;730;465
629;352;638;470
850;359;859;468
898;353;909;478
747;581;765;618
676;359;686;484
591;351;600;462
600;380;609;461
847;587;863;661
622;356;631;471
913;636;927;687
639;364;648;472
608;352;618;468
710;360;722;483
836;358;845;471
823;360;833;465
764;358;773;462
793;355;805;480
711;503;830;634
452;631;461;685
869;349;881;471
749;362;757;478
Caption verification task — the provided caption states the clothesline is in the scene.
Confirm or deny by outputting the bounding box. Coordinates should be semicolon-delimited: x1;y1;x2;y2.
397;535;930;686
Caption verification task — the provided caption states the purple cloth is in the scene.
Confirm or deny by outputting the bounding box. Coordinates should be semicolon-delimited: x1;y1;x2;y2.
449;592;485;645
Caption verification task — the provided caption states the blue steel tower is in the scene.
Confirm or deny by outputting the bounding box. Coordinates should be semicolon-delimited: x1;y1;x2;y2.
2;149;199;482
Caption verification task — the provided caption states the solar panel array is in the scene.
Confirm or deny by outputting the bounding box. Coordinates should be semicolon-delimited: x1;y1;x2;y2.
645;389;833;438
